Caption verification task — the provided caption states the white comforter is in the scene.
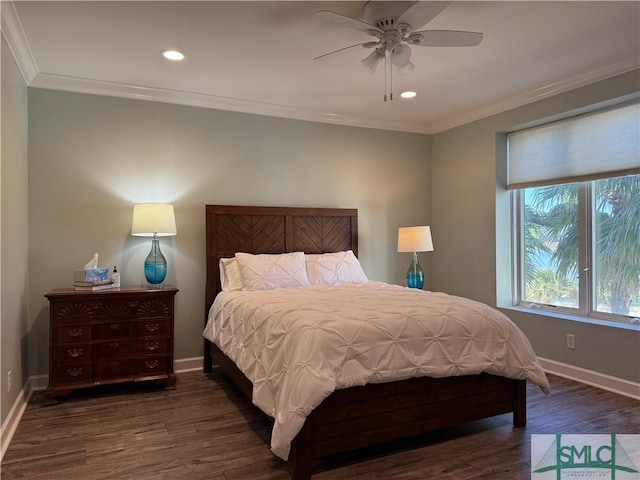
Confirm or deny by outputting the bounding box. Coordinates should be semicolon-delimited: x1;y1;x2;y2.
203;281;550;460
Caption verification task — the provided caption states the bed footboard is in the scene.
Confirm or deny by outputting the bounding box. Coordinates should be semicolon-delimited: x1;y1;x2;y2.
206;340;526;480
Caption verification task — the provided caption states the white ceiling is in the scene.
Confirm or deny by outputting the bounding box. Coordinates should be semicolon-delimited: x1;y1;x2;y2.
4;1;639;133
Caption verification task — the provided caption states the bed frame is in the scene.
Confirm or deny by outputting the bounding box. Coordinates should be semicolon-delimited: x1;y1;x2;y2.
203;204;526;480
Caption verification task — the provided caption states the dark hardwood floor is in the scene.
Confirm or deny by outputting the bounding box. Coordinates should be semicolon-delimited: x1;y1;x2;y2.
2;370;638;479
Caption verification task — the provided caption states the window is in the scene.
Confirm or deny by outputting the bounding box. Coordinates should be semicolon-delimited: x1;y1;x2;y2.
508;101;640;324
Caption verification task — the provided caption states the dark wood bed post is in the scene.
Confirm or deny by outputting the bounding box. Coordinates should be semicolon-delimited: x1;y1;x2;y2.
203;204;216;373
514;379;527;427
203;339;213;373
292;422;313;480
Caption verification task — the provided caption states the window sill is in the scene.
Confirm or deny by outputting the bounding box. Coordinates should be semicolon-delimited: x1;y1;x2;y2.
501;305;640;332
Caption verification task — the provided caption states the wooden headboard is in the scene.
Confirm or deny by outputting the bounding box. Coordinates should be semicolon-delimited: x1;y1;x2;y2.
205;205;358;310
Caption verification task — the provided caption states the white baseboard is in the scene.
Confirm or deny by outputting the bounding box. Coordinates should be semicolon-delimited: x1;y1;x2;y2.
174;356;203;373
29;374;48;392
538;357;640;400
1;381;31;462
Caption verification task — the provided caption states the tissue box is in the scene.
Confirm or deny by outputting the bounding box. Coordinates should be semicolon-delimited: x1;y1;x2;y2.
74;268;109;282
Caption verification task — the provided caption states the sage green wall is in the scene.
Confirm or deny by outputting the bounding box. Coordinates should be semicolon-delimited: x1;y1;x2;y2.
431;69;640;383
1;35;29;425
17;55;639;395
26;88;432;376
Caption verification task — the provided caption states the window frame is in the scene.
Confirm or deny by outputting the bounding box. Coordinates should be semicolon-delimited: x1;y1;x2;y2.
512;179;639;325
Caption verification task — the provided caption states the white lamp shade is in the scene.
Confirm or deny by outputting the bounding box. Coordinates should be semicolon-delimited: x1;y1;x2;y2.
131;204;177;237
397;226;433;252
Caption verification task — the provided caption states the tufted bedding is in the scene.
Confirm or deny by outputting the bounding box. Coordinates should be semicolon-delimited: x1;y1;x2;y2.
203;281;550;460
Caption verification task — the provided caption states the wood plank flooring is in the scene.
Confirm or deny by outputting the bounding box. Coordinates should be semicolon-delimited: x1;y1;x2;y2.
2;370;638;479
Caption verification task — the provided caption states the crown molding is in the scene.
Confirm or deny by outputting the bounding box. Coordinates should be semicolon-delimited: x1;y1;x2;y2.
0;1;37;83
5;0;637;136
29;72;433;134
431;56;640;133
28;59;639;136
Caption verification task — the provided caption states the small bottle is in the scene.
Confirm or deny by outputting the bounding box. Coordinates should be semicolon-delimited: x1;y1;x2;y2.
111;266;120;288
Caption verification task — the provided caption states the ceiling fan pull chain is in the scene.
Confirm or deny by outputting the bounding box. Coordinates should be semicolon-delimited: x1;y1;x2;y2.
384;50;388;102
390;55;394;101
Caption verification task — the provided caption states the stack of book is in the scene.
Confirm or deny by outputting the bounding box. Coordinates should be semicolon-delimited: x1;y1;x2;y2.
73;279;114;291
73;267;113;291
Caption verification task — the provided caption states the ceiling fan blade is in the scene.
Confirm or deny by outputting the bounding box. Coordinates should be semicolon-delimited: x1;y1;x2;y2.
316;10;379;34
397;1;451;30
314;42;372;61
411;30;484;47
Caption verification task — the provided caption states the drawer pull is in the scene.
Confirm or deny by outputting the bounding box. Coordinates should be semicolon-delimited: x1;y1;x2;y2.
67;328;83;337
145;323;160;332
110;324;120;330
110;342;120;349
110;361;120;367
67;367;83;377
144;360;159;369
145;342;160;351
67;348;83;358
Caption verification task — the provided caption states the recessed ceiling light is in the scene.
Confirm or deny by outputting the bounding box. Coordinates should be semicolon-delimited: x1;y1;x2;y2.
400;91;417;99
161;49;185;61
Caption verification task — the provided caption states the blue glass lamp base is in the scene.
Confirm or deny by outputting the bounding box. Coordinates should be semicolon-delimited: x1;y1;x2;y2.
406;272;424;289
406;252;425;289
144;237;167;286
144;262;167;286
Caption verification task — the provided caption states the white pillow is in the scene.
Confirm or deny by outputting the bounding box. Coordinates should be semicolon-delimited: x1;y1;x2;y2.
305;250;368;285
235;252;310;291
219;258;243;292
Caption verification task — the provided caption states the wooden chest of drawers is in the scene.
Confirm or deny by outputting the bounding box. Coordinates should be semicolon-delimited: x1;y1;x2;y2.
44;286;178;405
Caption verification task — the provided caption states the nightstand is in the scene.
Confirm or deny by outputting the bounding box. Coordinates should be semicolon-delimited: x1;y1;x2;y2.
44;286;178;405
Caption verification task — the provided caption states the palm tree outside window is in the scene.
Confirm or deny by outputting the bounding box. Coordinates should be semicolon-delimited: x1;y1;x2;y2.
520;176;639;319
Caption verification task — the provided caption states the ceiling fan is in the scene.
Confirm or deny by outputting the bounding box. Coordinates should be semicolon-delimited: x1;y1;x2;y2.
314;1;483;100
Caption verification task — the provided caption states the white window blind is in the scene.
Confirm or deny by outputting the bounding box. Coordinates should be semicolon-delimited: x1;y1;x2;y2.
507;101;640;189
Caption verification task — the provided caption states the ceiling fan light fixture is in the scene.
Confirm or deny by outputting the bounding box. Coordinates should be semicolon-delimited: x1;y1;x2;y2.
361;49;383;73
400;91;417;99
394;60;415;76
390;43;411;66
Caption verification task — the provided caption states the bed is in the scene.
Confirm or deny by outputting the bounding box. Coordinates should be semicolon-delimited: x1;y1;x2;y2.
202;204;549;479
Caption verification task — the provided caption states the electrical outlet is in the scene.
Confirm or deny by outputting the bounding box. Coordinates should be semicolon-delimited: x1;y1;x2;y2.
566;334;576;350
7;371;12;392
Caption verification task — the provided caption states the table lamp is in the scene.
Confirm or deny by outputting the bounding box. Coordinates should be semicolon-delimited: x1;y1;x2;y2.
397;226;433;289
132;203;177;286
